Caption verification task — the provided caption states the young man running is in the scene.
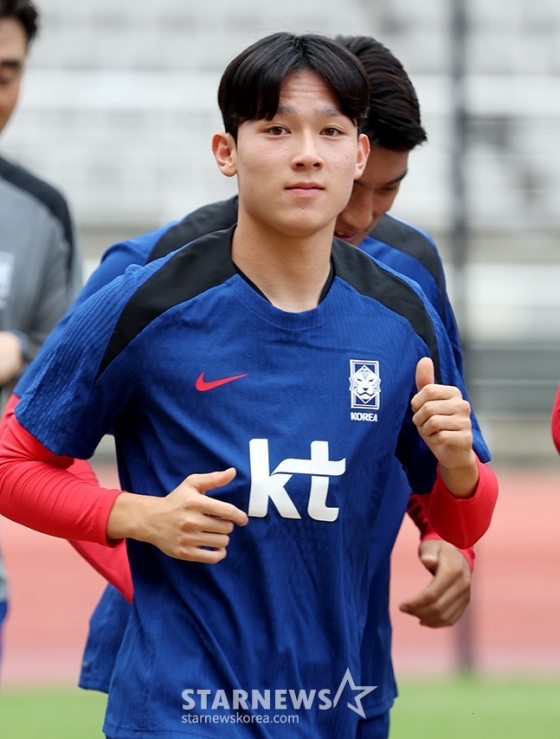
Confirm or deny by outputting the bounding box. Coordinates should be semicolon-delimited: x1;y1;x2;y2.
0;34;480;734
0;33;496;738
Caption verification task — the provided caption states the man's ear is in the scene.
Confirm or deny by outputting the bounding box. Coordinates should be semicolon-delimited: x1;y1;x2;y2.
212;132;237;178
354;133;370;180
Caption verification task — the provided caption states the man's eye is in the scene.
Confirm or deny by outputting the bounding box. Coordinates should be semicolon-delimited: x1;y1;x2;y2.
267;126;286;135
323;127;342;136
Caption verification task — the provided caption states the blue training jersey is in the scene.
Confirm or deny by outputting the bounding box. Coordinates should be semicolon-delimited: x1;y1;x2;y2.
16;228;488;738
16;200;468;720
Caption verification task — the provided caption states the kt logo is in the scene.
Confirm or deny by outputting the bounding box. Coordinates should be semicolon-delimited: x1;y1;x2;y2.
248;440;345;522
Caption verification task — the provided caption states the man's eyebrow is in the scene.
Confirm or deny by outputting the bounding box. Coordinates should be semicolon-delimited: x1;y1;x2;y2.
275;104;343;117
0;59;23;70
386;169;408;185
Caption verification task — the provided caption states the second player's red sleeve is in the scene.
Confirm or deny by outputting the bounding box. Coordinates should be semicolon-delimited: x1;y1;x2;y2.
67;454;134;601
552;384;560;455
69;539;133;603
424;458;498;550
1;393;134;602
0;415;123;545
407;495;475;571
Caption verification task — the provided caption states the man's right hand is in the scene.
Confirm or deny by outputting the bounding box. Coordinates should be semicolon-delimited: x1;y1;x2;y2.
107;468;248;563
398;538;471;627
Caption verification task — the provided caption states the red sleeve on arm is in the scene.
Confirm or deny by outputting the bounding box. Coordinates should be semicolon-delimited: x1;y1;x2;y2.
69;539;133;603
424;457;498;550
552;384;560;455
66;459;134;602
407;494;475;571
1;396;134;601
2;397;100;487
0;415;123;545
67;456;100;485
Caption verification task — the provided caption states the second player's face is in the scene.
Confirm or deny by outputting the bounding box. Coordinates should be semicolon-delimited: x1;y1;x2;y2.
0;18;27;135
230;70;369;240
334;147;409;246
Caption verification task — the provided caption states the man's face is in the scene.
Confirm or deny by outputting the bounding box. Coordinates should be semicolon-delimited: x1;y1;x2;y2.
0;17;27;135
215;69;369;240
334;146;409;246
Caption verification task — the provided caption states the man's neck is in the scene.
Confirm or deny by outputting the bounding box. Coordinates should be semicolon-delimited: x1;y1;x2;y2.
231;215;334;313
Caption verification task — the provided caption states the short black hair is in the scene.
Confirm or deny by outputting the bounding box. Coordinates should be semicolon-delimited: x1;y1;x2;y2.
336;35;427;152
0;0;39;45
218;32;370;141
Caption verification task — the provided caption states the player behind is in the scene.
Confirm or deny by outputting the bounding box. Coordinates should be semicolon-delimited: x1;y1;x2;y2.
0;0;81;673
0;33;496;737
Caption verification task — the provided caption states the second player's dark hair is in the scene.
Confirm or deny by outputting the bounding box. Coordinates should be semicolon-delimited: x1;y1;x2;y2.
218;32;370;140
336;35;427;151
0;0;39;44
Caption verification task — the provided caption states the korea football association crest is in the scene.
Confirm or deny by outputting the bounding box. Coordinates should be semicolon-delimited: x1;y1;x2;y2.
349;360;381;410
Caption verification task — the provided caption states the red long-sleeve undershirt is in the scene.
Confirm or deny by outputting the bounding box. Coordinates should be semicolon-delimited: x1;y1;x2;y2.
423;459;496;549
68;540;133;603
552;384;560;455
407;494;475;570
0;395;133;602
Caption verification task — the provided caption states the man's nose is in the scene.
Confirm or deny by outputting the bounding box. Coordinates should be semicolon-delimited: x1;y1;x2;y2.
293;132;323;169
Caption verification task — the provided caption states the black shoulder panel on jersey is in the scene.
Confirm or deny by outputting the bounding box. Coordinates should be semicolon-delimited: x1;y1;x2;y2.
332;238;442;382
0;155;75;255
148;196;239;262
370;214;446;317
97;227;236;378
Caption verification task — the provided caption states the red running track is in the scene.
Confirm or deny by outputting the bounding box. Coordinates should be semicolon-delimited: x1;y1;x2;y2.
1;465;559;686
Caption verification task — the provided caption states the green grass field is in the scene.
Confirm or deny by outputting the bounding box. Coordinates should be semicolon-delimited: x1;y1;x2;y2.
390;677;560;738
0;686;107;739
1;678;559;738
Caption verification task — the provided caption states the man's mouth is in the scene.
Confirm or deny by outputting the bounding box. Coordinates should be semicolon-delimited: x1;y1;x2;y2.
286;182;324;195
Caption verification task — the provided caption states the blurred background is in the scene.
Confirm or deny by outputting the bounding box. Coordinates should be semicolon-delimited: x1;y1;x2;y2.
0;0;559;734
